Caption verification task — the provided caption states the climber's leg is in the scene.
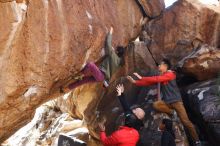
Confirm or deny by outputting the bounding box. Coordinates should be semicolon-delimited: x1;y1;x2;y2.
153;100;173;115
61;62;105;92
171;101;199;141
67;63;104;90
81;62;104;81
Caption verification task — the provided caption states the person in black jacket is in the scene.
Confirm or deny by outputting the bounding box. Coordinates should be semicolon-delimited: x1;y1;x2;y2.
116;84;145;129
97;84;145;146
159;119;176;146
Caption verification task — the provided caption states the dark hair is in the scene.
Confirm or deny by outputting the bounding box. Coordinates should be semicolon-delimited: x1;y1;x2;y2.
162;58;172;70
124;113;143;131
116;46;124;57
162;119;175;138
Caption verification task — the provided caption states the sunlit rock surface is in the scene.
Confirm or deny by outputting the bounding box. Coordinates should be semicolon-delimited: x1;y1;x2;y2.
137;0;165;18
3;100;102;146
0;0;145;142
1;0;220;145
140;0;220;80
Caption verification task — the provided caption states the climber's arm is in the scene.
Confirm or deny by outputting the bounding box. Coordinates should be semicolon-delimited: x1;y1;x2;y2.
127;72;176;86
105;27;114;55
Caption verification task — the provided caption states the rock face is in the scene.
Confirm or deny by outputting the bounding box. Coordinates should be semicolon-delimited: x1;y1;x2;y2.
140;0;220;80
0;0;146;142
3;100;102;146
0;0;14;2
2;0;220;146
136;0;165;18
183;79;220;146
178;44;220;81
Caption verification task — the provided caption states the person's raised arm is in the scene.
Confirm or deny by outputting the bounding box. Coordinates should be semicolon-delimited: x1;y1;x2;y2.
116;84;131;113
105;27;114;55
127;72;176;87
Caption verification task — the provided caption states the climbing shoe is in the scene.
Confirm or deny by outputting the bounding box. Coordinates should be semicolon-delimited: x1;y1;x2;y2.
103;80;109;88
73;74;84;80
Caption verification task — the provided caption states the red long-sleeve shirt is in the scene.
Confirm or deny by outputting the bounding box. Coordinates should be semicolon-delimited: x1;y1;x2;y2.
134;71;182;103
100;126;139;146
135;71;176;86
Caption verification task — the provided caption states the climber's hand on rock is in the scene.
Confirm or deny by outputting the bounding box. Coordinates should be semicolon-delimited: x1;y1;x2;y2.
110;27;113;34
127;76;136;84
116;84;124;96
112;46;115;52
98;123;105;132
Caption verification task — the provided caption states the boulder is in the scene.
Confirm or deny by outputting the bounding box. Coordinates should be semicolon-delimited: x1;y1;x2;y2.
0;0;14;2
56;92;83;119
177;44;220;81
136;0;165;18
4;100;100;146
0;0;145;142
140;0;220;76
1;0;219;145
183;78;220;145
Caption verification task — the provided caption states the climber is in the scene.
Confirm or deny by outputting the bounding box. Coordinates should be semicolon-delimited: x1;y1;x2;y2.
60;27;124;93
159;119;176;146
126;58;201;146
98;85;144;146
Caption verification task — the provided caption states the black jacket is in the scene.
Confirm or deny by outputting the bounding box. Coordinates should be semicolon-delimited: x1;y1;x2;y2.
117;93;132;115
161;131;176;146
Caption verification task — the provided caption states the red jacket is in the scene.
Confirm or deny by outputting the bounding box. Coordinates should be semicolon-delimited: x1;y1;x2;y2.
135;71;176;86
100;126;139;146
135;71;182;103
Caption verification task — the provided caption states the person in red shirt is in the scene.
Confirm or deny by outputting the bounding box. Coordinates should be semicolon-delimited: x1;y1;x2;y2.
98;85;143;146
99;123;139;146
126;59;201;146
